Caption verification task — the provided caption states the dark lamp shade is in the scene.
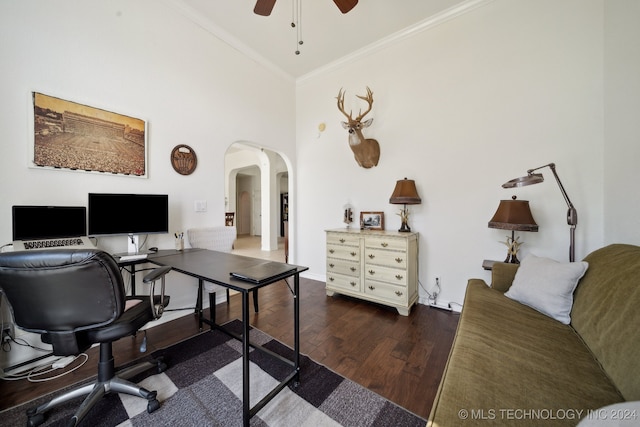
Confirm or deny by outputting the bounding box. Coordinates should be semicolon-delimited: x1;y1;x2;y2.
488;199;538;232
389;178;421;205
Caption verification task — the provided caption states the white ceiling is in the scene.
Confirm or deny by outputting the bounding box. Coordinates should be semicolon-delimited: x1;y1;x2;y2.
169;0;474;79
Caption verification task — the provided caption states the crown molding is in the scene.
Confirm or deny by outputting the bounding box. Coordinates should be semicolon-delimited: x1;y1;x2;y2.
163;0;495;85
296;0;496;85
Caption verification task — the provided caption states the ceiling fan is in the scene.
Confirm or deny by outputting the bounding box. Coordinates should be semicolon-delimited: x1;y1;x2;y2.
254;0;358;16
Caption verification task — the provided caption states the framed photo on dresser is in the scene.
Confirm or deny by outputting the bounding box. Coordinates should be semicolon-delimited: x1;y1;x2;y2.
360;211;384;230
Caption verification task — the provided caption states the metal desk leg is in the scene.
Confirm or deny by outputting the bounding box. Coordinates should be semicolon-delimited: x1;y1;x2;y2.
242;291;250;427
195;279;205;331
294;273;300;382
130;264;136;296
196;279;203;315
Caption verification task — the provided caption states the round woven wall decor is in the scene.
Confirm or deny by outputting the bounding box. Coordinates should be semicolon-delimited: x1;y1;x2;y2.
171;144;197;175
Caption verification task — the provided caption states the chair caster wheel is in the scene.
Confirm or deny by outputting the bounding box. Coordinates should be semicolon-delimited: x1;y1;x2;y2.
27;412;45;427
147;398;161;414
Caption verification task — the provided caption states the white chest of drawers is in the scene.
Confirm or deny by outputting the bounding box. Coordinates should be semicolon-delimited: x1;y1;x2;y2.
325;229;419;316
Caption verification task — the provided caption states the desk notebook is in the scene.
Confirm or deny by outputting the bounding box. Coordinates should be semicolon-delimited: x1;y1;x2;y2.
230;261;296;284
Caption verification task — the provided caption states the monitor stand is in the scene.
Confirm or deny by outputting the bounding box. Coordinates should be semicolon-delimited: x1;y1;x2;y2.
115;234;149;258
127;234;141;254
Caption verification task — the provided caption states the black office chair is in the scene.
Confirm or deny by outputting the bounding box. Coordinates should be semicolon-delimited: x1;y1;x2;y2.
0;249;171;427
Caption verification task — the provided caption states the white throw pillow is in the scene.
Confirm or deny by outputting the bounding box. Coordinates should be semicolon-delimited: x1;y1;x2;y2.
505;254;588;324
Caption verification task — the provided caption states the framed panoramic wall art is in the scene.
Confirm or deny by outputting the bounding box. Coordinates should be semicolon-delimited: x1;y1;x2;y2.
30;92;148;177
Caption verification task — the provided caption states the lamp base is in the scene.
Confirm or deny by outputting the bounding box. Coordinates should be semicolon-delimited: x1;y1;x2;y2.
398;221;411;233
502;231;521;263
503;253;520;264
397;206;412;232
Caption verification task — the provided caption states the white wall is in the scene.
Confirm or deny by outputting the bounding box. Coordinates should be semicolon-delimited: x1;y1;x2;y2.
603;0;640;244
0;0;295;368
296;0;607;307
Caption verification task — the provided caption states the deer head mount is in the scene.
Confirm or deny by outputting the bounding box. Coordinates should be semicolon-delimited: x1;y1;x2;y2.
336;87;380;169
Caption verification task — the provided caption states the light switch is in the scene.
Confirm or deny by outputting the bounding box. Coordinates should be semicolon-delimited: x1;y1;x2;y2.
194;200;207;212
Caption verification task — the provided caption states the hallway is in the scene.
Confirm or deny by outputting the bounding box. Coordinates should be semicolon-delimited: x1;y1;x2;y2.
231;234;286;263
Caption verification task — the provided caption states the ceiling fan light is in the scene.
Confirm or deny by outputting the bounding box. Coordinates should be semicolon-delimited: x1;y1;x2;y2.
333;0;359;14
255;0;358;16
254;0;276;16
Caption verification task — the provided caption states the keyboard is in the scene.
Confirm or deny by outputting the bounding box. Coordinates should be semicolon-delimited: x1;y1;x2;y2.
119;253;148;262
23;238;85;250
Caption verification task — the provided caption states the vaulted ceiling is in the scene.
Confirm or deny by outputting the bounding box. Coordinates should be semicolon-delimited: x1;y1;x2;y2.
170;0;474;79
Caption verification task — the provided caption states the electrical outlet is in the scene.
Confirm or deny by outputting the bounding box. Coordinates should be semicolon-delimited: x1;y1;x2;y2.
194;200;207;212
432;277;441;299
1;324;14;343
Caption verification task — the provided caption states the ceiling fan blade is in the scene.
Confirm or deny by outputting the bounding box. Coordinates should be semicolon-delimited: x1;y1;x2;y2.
333;0;358;14
254;0;276;16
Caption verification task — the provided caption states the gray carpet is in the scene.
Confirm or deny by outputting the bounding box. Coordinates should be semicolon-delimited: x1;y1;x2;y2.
3;321;426;426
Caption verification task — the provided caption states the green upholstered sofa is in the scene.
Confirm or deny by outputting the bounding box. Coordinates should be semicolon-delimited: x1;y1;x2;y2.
428;244;640;426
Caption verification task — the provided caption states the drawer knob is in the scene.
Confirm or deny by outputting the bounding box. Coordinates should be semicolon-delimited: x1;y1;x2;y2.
368;270;375;275
368;285;375;290
329;277;334;282
350;266;357;272
350;252;357;257
350;281;357;287
381;242;388;247
395;274;404;280
395;257;403;263
395;290;403;297
329;263;335;268
339;238;345;243
368;254;375;259
329;249;335;254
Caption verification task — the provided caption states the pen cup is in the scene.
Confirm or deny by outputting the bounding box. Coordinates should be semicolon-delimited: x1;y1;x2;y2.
175;238;184;251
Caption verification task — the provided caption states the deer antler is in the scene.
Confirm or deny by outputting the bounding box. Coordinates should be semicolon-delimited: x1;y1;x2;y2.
336;88;353;121
354;86;374;122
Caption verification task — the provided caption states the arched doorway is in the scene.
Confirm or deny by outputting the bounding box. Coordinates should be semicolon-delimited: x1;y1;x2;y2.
224;142;290;255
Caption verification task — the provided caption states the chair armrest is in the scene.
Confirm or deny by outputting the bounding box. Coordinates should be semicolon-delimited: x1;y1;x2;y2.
491;262;519;292
143;266;171;319
144;265;172;282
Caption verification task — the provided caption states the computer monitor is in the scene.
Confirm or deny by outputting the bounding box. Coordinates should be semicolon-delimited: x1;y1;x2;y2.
88;193;169;253
12;205;86;240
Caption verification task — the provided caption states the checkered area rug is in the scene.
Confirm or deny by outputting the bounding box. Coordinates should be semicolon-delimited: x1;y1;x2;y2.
3;321;425;426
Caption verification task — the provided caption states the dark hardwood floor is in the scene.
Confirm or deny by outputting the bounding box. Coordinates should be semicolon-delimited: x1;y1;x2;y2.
0;277;459;420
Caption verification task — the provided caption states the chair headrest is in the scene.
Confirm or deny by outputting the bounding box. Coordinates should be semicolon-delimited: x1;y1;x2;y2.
0;249;125;335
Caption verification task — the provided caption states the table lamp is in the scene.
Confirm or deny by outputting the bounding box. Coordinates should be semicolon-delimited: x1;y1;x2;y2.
389;178;421;232
502;163;577;262
488;195;538;263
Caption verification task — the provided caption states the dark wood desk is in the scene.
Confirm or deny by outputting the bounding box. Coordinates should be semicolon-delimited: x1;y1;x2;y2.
148;249;306;427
